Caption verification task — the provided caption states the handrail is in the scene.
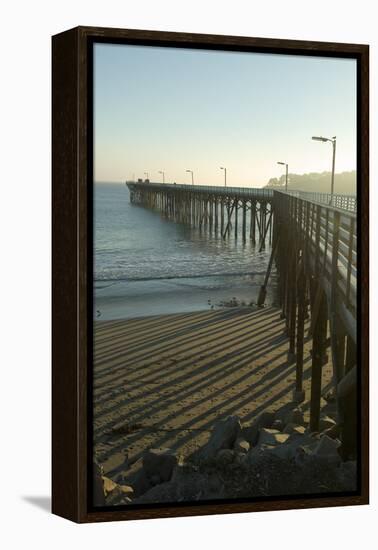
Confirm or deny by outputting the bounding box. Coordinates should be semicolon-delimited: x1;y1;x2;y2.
275;192;357;340
127;181;356;212
127;181;274;198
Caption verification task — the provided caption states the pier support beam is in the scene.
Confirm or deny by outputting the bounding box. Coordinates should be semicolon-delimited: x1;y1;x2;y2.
294;257;306;402
250;201;256;243
242;201;247;241
309;289;328;432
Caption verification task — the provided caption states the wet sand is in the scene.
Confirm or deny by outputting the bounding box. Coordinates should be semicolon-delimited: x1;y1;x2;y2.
93;307;332;478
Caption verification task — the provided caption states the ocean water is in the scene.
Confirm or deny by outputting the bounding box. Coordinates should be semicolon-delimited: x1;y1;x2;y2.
94;183;277;319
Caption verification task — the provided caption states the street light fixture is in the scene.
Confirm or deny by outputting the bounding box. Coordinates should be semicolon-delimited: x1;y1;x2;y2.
158;170;165;184
220;166;227;187
186;169;194;185
277;161;289;192
144;171;149;180
312;135;337;202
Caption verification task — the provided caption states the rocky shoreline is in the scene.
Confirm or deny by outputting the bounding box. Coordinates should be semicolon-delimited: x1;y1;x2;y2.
94;395;356;506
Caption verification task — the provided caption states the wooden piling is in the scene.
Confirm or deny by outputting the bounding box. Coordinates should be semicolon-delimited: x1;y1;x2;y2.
250;201;256;243
295;257;306;394
242;201;247;241
309;289;328;432
234;201;238;238
220;199;224;234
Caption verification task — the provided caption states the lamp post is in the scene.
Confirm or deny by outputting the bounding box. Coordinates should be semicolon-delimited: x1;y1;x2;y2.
277;161;288;192
158;170;165;184
220;166;227;187
186;169;194;185
312;136;337;203
144;171;149;180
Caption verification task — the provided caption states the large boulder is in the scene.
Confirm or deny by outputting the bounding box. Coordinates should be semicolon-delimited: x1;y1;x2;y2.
322;423;341;439
319;415;337;432
284;407;304;426
271;419;285;431
143;448;179;483
134;471;212;504
200;416;241;459
337;461;357;491
102;476;134;505
234;438;250;454
248;433;318;463
216;448;235;466
121;457;152;497
313;435;341;462
284;423;306;436
247;443;276;462
258;428;290;446
295;435;341;467
241;411;275;445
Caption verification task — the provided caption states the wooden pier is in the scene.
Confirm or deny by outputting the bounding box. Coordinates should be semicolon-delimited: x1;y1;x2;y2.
128;181;276;248
126;180;357;459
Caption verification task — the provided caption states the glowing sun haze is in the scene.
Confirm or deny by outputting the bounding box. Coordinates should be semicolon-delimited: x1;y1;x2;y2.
94;43;356;188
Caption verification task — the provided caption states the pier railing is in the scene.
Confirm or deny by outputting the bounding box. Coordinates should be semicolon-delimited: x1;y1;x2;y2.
274;190;357;454
127;181;274;199
274;191;357;339
285;189;357;212
128;181;356;212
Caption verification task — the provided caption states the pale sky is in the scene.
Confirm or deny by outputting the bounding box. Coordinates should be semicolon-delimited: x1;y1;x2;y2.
94;43;356;187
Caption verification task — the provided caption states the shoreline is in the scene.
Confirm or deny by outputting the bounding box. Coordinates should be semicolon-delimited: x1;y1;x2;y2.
94;272;278;320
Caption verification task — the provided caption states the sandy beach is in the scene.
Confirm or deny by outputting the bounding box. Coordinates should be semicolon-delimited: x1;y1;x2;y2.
93;306;333;480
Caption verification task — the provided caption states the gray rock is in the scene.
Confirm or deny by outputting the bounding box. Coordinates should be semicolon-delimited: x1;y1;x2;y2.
135;469;218;504
295;435;341;467
150;474;161;486
294;443;319;466
265;443;297;460
234;438;250;454
322;424;341;439
247;443;276;462
284;423;306;435
337;461;357;490
241;411;275;445
259;432;316;461
234;451;249;467
125;467;151;497
143;448;179;483
134;480;180;504
120;458;152;497
319;415;337;431
258;428;290;446
323;388;336;402
313;435;341;458
200;416;241;459
284;407;304;425
170;463;186;483
271;419;284;431
208;472;224;493
216;448;235;466
103;477;134;505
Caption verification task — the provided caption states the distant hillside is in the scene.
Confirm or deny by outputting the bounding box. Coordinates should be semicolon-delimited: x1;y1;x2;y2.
265;170;356;195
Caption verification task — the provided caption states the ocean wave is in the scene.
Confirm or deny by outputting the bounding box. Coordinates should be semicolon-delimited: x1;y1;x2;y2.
94;270;271;284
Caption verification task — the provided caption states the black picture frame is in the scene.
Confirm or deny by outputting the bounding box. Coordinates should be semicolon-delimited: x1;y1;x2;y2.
52;26;369;523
